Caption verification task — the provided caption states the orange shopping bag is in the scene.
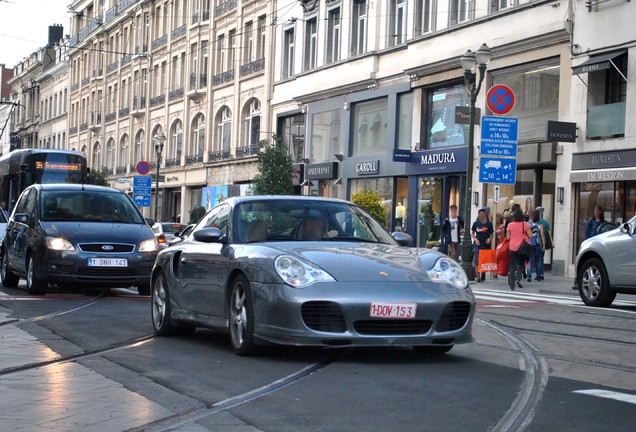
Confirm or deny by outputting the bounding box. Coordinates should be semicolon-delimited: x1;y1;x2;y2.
478;249;497;273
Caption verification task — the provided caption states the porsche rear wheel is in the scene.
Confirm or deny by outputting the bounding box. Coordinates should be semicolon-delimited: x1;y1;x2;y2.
151;272;195;336
229;275;258;356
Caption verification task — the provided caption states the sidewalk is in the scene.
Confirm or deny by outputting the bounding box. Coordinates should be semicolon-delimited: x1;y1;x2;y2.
469;272;577;296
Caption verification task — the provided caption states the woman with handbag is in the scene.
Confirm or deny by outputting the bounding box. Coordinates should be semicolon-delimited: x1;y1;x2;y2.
506;208;533;290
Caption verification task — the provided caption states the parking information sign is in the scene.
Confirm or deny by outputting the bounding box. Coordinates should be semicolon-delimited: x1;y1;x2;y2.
479;157;517;185
133;175;152;207
481;116;518;156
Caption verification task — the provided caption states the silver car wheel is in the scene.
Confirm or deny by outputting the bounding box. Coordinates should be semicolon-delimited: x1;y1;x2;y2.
230;281;247;347
581;265;601;300
152;277;167;331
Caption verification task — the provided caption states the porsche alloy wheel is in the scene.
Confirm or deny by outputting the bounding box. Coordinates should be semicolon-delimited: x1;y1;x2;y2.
152;272;194;336
229;275;258;356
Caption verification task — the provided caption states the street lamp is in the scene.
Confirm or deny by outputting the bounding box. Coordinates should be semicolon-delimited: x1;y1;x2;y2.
459;43;492;280
153;131;166;222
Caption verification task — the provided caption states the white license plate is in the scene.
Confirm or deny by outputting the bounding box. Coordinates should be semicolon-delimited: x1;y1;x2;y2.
88;258;128;267
370;302;417;319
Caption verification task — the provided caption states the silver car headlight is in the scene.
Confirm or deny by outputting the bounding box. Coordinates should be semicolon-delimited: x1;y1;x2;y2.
139;238;159;252
274;255;335;288
46;236;75;251
426;257;468;289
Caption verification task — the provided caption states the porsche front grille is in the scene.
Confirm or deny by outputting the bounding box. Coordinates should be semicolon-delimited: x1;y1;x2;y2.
301;301;347;333
353;320;433;335
435;301;472;332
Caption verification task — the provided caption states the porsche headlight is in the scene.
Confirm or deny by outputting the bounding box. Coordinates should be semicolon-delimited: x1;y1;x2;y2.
426;257;469;289
139;238;159;252
46;236;75;251
274;255;335;288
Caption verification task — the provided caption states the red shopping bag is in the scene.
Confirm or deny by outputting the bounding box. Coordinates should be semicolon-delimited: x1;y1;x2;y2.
496;238;510;277
478;249;497;273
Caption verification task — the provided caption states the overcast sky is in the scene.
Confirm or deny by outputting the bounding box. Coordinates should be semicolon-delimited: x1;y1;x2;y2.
0;0;71;67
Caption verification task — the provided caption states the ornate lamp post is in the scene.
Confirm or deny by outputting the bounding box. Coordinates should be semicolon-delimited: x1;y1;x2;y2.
152;132;166;222
459;43;492;280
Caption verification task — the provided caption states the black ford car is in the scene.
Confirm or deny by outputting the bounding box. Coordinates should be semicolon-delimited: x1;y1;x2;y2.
0;184;158;295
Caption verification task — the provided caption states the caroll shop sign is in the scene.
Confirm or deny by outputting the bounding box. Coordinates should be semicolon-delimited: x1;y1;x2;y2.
355;160;380;175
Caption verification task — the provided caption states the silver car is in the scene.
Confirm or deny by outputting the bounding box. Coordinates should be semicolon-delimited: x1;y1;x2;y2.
150;196;475;356
576;216;636;306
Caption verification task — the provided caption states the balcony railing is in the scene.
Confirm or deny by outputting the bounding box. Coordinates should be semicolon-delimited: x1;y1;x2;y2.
213;70;234;86
240;58;266;77
152;34;168;50
168;88;184;101
215;0;237;15
587;102;626;139
129;164;137;172
190;73;208;90
235;144;259;159
79;122;88;132
105;112;117;123
79;17;102;41
165;157;181;168
106;61;119;74
150;94;165;107
69;126;78;135
121;54;132;66
68;35;79;48
81;77;90;87
71;82;80;92
116;166;128;175
119;107;130;117
186;154;204;164
208;150;231;162
105;6;118;23
133;96;146;111
118;0;136;13
171;25;186;41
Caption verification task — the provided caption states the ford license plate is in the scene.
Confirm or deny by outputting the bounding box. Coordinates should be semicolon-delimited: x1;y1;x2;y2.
88;258;128;267
370;302;417;319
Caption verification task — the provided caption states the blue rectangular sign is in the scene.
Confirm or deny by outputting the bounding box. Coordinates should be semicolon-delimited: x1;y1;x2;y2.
133;194;151;207
479;157;517;185
133;175;152;188
481;116;518;157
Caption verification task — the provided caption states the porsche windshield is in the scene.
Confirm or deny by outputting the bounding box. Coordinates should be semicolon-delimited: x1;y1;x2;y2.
231;200;396;244
40;191;145;224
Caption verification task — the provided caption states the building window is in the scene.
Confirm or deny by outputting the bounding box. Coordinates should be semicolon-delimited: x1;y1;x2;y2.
490;0;516;13
228;29;236;71
397;93;414;150
135;130;146;162
351;0;367;56
389;0;406;47
415;0;436;35
119;134;129;168
243;98;261;147
492;59;560;141
283;28;295;79
216;106;232;152
92;142;102;169
278;113;305;164
424;83;470;149
257;15;266;59
352;98;388;156
304;17;318;70
190;42;198;88
170;120;183;163
191;113;206;159
449;0;473;25
311;110;340;162
585;52;627;138
244;20;254;64
326;8;341;64
106;138;116;172
217;33;226;73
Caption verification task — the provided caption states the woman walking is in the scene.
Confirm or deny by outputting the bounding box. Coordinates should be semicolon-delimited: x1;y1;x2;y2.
506;208;533;290
527;210;545;282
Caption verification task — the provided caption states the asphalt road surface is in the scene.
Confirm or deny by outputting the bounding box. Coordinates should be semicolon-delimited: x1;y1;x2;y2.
1;281;635;431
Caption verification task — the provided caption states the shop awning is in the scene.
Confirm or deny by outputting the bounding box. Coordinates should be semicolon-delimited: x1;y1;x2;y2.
572;51;626;75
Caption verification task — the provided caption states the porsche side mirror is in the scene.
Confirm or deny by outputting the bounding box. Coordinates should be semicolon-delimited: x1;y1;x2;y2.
391;231;413;246
193;227;226;243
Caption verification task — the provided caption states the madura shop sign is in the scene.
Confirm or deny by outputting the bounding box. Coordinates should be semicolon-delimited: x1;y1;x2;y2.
405;147;468;176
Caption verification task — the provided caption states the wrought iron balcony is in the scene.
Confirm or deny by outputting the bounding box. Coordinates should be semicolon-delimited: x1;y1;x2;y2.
69;126;78;135
115;166;128;175
105;112;117;123
106;61;119;74
152;34;168;50
168;88;184;101
171;25;186;41
165;157;181;168
79;122;88;132
68;35;78;48
150;94;165;107
121;54;132;66
105;6;117;23
235;144;260;159
186;154;204;164
240;58;266;77
71;82;80;92
81;77;90;87
215;0;237;16
213;70;234;86
119;107;130;117
208;150;231;162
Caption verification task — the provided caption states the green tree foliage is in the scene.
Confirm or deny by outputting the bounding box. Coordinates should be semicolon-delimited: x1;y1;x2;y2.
252;135;294;196
351;189;386;227
91;167;110;186
188;205;206;224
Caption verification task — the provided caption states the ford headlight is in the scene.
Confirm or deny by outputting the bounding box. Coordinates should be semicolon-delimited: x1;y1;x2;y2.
139;238;159;252
426;257;468;289
46;236;75;251
274;255;335;288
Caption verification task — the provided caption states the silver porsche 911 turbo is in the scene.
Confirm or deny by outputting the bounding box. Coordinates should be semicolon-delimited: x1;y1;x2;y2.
150;196;475;356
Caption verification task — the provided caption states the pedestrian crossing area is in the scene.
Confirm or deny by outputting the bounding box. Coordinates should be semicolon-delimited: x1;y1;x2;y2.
473;288;636;312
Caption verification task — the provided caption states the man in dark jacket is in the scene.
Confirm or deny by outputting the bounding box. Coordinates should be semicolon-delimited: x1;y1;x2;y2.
441;204;464;262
